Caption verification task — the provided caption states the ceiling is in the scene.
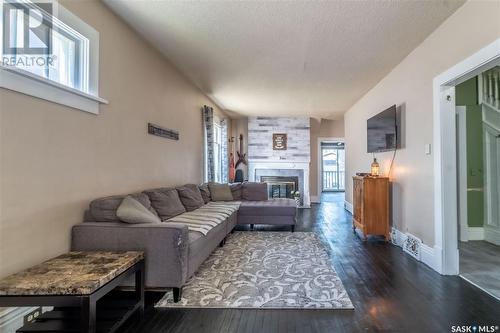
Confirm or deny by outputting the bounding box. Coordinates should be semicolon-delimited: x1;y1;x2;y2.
104;0;464;119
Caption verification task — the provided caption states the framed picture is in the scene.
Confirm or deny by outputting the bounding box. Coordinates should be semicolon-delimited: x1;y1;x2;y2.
273;133;287;150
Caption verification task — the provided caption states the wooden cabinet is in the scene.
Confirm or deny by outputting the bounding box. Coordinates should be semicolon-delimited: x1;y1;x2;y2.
352;176;390;240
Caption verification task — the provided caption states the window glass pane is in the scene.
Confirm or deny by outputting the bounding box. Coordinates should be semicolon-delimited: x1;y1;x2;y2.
213;123;223;182
9;9;24;48
49;29;76;88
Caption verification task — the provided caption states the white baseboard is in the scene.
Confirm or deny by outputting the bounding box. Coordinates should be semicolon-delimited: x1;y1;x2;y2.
484;226;500;246
420;244;439;272
344;200;353;214
310;195;320;203
468;227;485;240
459;224;469;241
391;228;406;247
391;227;438;272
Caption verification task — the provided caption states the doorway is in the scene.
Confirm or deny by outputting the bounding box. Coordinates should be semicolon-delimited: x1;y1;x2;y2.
433;39;499;276
320;141;345;192
455;70;500;300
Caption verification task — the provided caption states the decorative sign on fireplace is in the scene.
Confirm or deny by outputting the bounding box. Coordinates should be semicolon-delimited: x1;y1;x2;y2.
273;133;287;150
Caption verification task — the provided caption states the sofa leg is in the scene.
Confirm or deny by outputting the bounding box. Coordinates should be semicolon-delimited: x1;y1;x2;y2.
250;224;254;231
173;287;182;303
219;238;226;247
291;225;295;233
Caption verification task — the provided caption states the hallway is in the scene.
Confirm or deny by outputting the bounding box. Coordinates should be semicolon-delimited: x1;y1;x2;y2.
460;240;500;300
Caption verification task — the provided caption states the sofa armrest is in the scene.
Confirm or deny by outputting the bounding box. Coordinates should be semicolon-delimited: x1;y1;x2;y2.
71;222;188;288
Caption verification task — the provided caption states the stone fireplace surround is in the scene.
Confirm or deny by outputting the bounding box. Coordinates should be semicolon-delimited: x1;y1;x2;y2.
249;161;310;208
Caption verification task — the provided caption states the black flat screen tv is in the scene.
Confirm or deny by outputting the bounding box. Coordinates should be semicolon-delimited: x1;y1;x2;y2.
367;105;399;153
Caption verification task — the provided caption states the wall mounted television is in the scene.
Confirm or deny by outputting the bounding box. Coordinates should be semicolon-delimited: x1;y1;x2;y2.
367;105;399;153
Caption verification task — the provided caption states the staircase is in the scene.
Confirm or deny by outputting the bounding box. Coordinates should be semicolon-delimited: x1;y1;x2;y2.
479;66;500;111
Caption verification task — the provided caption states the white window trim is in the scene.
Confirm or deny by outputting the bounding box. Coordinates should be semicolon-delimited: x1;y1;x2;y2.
0;0;108;114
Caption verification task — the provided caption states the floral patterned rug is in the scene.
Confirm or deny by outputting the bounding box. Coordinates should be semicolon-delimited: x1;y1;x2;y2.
155;231;353;309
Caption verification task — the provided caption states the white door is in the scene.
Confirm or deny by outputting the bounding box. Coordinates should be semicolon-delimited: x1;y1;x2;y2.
483;105;500;245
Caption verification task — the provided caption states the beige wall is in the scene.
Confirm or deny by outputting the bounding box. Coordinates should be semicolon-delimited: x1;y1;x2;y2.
310;117;345;198
344;0;500;246
0;0;229;278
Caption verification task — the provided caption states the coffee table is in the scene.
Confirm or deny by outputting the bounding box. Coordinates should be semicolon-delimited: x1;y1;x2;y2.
0;251;144;333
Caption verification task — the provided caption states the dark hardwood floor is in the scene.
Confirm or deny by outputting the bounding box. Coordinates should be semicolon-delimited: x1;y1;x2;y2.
124;193;500;333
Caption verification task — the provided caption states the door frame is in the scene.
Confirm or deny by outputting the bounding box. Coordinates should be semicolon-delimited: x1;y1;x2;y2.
433;38;500;275
456;106;468;242
317;137;345;197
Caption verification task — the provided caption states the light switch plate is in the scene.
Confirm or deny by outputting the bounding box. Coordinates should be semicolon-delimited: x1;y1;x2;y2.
425;144;431;155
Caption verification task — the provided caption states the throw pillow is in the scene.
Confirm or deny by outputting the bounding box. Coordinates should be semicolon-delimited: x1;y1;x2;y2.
117;195;161;224
177;184;205;211
144;188;186;220
198;183;211;203
89;192;156;222
208;183;234;201
230;183;243;200
242;182;269;201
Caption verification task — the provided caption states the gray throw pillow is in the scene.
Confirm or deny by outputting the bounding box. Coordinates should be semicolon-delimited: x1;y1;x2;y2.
89;192;156;222
117;196;161;224
198;183;211;203
208;183;234;201
144;187;186;220
242;182;269;201
230;183;243;200
177;184;205;211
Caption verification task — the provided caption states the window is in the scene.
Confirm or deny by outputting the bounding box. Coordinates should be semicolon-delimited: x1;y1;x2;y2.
0;0;106;113
213;122;223;183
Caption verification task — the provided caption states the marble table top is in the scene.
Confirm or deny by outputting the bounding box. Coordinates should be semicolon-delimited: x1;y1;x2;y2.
0;251;144;296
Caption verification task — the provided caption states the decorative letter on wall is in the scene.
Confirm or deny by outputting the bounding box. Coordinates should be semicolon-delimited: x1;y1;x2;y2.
148;123;179;140
273;133;287;150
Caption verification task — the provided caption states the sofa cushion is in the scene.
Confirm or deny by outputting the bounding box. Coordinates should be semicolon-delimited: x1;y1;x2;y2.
198;183;211;204
116;195;161;224
238;198;296;216
187;221;228;276
242;182;268;201
89;192;156;222
167;201;240;235
177;184;205;211
230;183;243;200
144;188;186;220
208;183;234;201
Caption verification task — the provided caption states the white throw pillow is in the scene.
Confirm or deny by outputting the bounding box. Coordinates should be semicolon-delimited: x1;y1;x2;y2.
117;195;161;224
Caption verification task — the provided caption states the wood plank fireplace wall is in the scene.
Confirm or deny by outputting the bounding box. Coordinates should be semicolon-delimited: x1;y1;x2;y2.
248;117;311;207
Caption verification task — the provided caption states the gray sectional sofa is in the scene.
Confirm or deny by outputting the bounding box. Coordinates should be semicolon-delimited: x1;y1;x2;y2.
71;182;296;301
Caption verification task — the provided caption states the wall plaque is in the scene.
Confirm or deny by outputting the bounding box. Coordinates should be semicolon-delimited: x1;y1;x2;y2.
148;123;179;140
273;133;287;150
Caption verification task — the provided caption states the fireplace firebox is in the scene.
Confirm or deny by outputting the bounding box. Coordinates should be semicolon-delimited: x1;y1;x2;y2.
260;176;299;199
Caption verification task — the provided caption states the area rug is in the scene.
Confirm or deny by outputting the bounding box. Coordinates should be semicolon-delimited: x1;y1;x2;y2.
155;231;353;309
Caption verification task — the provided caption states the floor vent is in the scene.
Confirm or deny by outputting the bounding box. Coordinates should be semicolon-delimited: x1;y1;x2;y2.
403;233;422;260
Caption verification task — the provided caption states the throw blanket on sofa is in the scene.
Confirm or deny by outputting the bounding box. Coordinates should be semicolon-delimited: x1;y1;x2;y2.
167;201;241;235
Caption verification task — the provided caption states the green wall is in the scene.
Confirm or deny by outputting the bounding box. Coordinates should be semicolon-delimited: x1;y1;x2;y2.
456;77;484;227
